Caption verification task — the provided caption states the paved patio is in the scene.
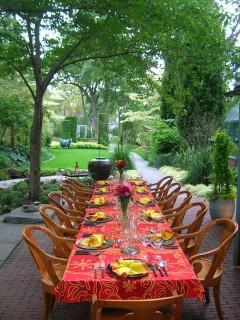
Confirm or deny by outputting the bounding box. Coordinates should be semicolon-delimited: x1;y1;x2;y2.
0;155;240;319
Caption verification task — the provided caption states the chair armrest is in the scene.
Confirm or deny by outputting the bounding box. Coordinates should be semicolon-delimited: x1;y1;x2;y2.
188;248;219;264
59;226;79;236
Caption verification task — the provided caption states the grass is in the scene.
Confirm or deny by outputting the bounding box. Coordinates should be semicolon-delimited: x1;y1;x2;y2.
131;147;148;159
41;148;110;171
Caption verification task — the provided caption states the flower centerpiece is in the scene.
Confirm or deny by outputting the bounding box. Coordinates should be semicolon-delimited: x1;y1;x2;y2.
115;182;139;255
115;182;133;216
115;159;127;182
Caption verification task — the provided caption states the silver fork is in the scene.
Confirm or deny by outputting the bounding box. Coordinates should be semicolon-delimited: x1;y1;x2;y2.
94;262;99;279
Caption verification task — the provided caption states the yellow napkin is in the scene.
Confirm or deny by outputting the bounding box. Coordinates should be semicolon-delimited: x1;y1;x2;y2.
161;230;174;241
93;196;106;205
89;211;106;221
96;181;108;186
81;234;106;247
99;187;109;193
139;197;152;205
143;210;162;220
133;180;144;186
136;186;147;193
111;259;148;277
149;230;174;241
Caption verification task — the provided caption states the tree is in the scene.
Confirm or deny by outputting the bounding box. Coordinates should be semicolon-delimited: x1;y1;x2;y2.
0;0;166;199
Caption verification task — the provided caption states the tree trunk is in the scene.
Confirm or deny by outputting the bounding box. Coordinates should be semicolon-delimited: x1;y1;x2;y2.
90;95;98;138
29;91;44;200
11;124;16;148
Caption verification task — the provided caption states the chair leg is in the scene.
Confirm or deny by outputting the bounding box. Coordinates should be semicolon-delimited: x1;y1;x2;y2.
43;291;53;320
213;283;224;320
205;288;210;304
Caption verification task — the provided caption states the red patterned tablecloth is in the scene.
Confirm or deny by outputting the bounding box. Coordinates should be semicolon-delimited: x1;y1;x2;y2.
54;180;204;303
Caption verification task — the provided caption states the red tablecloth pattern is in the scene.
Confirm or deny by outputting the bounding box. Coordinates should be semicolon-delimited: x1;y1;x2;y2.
54;180;204;303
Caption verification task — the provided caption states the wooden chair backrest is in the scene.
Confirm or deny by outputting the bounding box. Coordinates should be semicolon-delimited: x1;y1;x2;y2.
172;201;207;232
156;183;181;204
189;218;238;286
65;178;93;191
22;225;68;287
48;191;86;212
91;292;183;320
158;191;179;211
151;176;173;197
40;205;73;233
173;190;193;212
60;184;88;202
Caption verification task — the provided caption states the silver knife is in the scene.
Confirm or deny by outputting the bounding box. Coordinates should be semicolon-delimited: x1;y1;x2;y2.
94;262;99;279
100;261;105;278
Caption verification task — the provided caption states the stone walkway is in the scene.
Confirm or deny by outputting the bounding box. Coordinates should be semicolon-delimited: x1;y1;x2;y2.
0;155;240;319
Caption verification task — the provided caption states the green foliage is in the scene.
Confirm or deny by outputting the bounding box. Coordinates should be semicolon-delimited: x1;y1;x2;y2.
110;144;134;170
151;121;183;154
208;130;237;199
50;141;108;150
0;170;8;180
65;116;77;142
0;146;29;167
61;120;71;139
0;190;24;213
182;148;212;185
98;113;109;146
0;154;11;169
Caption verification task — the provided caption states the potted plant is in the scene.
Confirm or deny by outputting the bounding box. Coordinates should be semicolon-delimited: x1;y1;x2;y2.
207;130;236;220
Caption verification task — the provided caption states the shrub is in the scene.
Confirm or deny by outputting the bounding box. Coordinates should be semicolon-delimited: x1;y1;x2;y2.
183;148;212;185
151;120;183;155
0;170;9;180
0;154;11;169
207;130;236;200
50;140;108;150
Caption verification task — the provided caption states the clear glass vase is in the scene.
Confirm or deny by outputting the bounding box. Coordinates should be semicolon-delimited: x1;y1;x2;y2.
120;201;139;255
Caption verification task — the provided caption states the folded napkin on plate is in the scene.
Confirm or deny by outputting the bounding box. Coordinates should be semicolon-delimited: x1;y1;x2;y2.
136;186;147;193
149;230;174;241
139;197;152;205
89;211;106;221
132;180;144;186
81;234;107;247
99;187;109;193
143;210;162;220
111;259;148;277
96;181;108;186
93;196;106;205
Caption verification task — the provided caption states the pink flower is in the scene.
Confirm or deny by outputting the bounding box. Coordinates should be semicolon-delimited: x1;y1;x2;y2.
115;182;133;199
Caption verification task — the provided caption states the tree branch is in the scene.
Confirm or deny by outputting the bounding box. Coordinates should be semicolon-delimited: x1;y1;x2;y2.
0;56;36;100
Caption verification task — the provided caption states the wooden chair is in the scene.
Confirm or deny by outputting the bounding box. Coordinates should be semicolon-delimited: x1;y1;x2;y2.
172;202;208;255
48;191;86;217
148;176;173;198
91;291;183;320
162;190;193;225
22;225;74;320
187;219;238;320
60;182;92;200
156;183;181;209
65;177;93;192
40;205;81;237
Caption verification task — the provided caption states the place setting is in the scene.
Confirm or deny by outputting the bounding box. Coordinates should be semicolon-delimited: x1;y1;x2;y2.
139;229;178;249
139;209;165;223
84;211;113;225
135;196;157;207
88;196;114;208
75;234;114;256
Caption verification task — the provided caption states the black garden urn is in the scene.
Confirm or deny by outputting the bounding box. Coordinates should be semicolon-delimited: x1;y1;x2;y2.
88;157;113;180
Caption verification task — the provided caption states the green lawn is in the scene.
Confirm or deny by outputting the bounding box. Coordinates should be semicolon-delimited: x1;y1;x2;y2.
41;149;110;171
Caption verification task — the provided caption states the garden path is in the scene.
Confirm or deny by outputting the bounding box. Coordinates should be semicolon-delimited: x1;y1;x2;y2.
131;153;166;184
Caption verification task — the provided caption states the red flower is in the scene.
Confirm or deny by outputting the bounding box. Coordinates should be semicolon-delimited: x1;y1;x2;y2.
115;182;133;199
115;159;127;169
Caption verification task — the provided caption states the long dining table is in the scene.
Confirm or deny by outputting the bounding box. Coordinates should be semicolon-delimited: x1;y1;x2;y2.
54;179;204;303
